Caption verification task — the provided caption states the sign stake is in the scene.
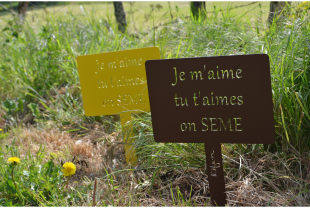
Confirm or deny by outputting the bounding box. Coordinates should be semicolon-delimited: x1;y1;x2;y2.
120;112;137;165
205;142;226;206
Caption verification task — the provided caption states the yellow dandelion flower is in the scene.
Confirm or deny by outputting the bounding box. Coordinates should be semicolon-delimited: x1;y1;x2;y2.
61;162;76;177
8;157;21;164
0;128;3;131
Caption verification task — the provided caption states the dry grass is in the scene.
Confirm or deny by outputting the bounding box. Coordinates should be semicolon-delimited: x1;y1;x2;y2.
2;125;126;180
1;121;309;206
87;154;303;206
226;178;294;206
1;119;309;206
224;148;309;206
2;124;309;206
77;149;308;206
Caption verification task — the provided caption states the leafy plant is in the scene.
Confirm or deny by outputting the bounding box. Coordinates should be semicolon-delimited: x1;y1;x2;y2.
0;144;90;206
27;103;40;118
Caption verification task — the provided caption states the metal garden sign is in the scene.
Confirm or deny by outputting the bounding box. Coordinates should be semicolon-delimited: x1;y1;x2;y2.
77;47;160;165
145;54;275;206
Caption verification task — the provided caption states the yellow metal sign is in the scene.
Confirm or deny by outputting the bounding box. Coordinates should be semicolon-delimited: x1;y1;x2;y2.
77;47;160;116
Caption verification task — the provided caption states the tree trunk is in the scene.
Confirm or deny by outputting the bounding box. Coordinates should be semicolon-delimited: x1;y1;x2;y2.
18;2;29;18
190;1;206;20
113;2;127;33
268;1;291;24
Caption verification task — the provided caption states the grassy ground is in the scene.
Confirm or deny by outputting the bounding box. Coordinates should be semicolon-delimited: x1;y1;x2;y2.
0;2;270;31
0;1;309;206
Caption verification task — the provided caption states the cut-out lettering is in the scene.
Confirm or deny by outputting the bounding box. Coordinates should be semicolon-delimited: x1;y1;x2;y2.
172;67;178;86
216;96;228;105
221;69;235;79
119;60;125;68
208;70;216;80
108;61;117;69
237;96;243;105
236;69;242;78
210;149;221;177
202;118;208;131
203;96;210;106
171;67;186;86
188;123;196;131
219;118;231;131
98;79;108;89
138;58;143;65
103;99;113;107
216;66;221;79
193;92;200;106
180;71;186;81
174;94;189;106
190;71;204;80
200;93;244;106
110;76;146;88
116;93;145;106
234;118;243;131
199;118;242;132
180;122;196;131
230;96;236;105
181;123;187;131
96;60;105;74
210;118;218;131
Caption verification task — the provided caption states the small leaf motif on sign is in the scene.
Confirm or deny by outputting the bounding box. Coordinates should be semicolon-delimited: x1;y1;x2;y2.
210;149;221;177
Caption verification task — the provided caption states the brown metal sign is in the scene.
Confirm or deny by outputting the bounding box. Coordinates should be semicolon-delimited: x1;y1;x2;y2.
145;54;275;206
145;54;275;144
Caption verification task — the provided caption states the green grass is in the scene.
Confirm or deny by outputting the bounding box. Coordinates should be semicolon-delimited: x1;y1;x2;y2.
0;1;309;206
0;2;271;31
